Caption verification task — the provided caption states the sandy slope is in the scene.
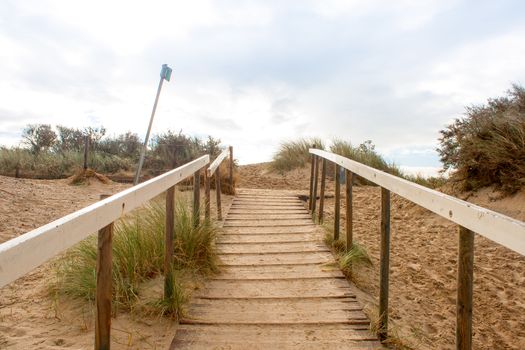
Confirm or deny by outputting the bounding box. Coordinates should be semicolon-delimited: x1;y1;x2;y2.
239;163;525;350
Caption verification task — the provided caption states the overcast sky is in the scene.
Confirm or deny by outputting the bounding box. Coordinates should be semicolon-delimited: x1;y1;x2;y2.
1;0;524;175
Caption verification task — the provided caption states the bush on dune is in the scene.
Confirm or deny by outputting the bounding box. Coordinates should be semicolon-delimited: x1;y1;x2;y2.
438;84;525;193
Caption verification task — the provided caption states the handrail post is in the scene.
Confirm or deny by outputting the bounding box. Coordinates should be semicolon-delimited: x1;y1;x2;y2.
378;187;391;342
164;186;175;300
193;170;201;228
308;154;315;211
318;158;327;223
334;164;341;240
205;166;211;222
457;226;474;350
215;167;222;221
312;155;319;216
229;146;234;194
345;170;353;250
96;194;113;350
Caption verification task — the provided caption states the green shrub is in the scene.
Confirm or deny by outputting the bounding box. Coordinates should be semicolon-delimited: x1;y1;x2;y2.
54;198;218;314
438;84;525;193
271;137;325;172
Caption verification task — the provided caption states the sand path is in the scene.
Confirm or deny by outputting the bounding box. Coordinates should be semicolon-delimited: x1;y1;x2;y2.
170;188;382;349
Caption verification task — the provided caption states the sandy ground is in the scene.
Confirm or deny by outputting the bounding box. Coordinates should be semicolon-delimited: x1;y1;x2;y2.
239;163;525;350
0;175;232;349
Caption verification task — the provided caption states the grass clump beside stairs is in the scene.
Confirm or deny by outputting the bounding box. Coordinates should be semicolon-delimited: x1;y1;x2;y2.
53;197;218;317
322;229;371;276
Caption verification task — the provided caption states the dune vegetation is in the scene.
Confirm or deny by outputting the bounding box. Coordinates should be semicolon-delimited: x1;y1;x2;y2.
271;137;446;188
0;125;222;179
438;84;525;194
52;196;219;318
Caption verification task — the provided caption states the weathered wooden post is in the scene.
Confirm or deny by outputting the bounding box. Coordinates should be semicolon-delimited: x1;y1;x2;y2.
164;186;175;300
96;194;113;350
378;188;391;342
308;154;315;211
193;170;201;228
229;146;234;193
318;158;327;223
345;170;353;250
205;166;211;222
215;167;222;221
311;155;319;215
334;164;341;240
83;135;90;170
457;226;474;350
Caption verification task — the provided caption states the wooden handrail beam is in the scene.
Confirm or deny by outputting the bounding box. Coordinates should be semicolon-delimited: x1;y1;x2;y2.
207;148;230;176
309;149;525;256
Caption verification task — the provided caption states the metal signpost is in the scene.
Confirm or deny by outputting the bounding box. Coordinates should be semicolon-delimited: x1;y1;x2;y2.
133;64;172;185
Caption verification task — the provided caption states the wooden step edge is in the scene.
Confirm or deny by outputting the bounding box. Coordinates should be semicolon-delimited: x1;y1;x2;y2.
217;250;330;255
210;276;346;281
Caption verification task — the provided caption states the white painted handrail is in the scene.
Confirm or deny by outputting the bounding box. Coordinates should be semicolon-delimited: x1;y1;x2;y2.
310;149;525;256
0;155;210;288
207;148;230;176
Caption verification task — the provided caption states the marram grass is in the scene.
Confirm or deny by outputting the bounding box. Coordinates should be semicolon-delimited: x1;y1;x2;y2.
53;198;218;316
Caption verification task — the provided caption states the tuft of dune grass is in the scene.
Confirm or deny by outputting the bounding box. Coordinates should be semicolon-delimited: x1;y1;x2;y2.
271;138;325;172
53;197;218;316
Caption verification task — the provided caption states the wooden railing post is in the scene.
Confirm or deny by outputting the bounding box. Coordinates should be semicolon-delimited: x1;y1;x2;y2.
96;194;113;350
215;167;222;221
334;164;341;240
318;158;327;223
378;187;391;342
345;170;353;250
229;146;234;193
164;186;175;300
312;155;319;216
205;166;211;222
308;154;315;211
193;170;201;228
457;226;474;350
83;135;90;170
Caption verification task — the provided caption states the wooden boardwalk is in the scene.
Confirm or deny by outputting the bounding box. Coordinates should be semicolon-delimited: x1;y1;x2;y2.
170;189;382;349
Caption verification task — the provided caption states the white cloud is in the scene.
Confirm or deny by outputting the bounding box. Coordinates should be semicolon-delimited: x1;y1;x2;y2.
0;0;524;169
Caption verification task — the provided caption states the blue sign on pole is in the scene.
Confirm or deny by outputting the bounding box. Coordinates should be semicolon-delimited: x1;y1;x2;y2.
160;64;172;82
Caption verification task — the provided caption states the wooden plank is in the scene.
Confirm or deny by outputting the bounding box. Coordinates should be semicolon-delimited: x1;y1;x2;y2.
218;252;333;266
334;164;341;240
95;194;113;350
193;169;201;227
229;146;234;191
346;170;353;250
309;154;315;211
312;155;319;215
205;165;211;221
208;149;229;176
215;166;223;221
310;148;525;256
318;158;327;223
213;264;344;280
0;155;210;288
164;186;175;300
456;226;474;350
378;188;390;341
